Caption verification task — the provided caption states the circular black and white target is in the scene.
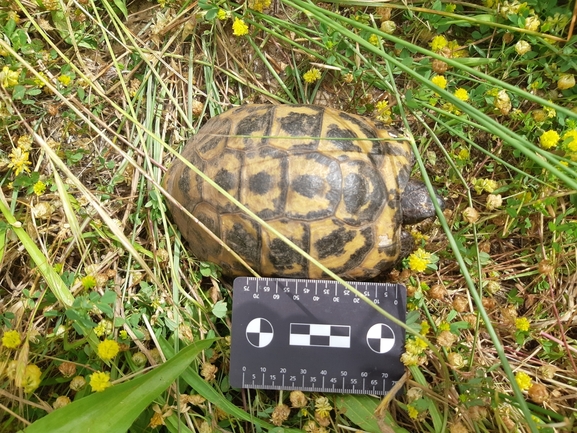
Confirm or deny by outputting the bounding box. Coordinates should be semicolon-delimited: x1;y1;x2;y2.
245;318;274;348
366;323;395;354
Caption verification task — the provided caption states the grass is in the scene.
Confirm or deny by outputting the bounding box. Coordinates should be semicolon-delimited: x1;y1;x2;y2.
0;0;577;431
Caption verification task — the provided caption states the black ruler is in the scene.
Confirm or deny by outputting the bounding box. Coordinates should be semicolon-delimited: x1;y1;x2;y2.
230;277;406;395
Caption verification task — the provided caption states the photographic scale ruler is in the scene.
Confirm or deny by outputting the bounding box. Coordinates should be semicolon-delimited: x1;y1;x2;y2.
230;277;406;395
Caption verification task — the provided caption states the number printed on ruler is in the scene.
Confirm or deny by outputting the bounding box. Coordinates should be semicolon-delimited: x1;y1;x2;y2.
230;277;406;395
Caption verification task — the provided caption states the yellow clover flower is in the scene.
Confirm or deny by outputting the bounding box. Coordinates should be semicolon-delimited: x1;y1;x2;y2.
539;130;560;149
90;371;112;392
524;15;540;31
314;396;332;418
0;66;19;88
454;88;469;101
33;181;46;196
216;9;228;20
515;317;530;332
515;40;531;55
303;68;322;84
420;321;431;335
249;0;271;12
8;147;32;176
57;75;72;86
563;130;577;152
558;74;576;90
368;34;379;46
430;35;448;52
407;404;419;419
431;75;447;89
22;364;42;393
97;339;120;361
2;330;21;349
7;11;20;23
408;248;431;272
515;371;532;391
232;17;249;36
375;100;392;123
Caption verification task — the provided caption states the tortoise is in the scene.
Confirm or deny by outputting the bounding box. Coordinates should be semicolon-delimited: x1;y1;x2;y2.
163;104;445;279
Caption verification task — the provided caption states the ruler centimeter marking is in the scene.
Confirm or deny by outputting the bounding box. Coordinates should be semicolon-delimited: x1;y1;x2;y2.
230;277;406;395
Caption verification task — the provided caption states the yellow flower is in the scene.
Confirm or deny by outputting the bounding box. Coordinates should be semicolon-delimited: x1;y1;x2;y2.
473;178;498;194
33;72;48;88
540;130;560;149
515;371;532;391
0;66;19;88
494;89;511;115
375;100;392;123
18;135;33;151
430;35;448;52
381;20;396;34
438;321;451;332
524;15;540;31
119;330;128;340
303;67;322;84
515;40;531;55
248;0;271;12
216;9;228;20
94;319;112;337
408;248;431;272
563;130;577;152
400;352;420;366
8;147;31;176
7;11;20;23
420;321;430;335
81;275;97;289
558;74;576;90
22;364;42;393
457;147;470;160
454;88;469;101
2;330;21;349
97;339;120;361
368;34;379;46
232;17;249;36
407;404;419;419
57;75;72;86
405;336;427;355
90;371;111;392
431;75;447;89
447;40;465;58
314;396;332;418
33;181;46;196
515;317;530;332
543;105;556;118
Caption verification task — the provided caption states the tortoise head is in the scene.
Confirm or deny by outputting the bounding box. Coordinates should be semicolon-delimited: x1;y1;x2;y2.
400;179;446;225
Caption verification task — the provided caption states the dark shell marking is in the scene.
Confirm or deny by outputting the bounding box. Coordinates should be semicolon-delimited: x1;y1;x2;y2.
163;104;416;279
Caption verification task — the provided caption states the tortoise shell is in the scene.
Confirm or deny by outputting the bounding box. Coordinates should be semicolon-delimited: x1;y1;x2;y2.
163;104;414;279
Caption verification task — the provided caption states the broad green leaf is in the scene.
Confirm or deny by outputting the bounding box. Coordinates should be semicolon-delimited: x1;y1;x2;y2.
212;300;227;318
23;339;215;433
335;395;410;433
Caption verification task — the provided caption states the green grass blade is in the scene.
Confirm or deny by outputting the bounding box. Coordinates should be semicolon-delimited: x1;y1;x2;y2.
22;339;215;433
0;188;74;308
336;395;410;433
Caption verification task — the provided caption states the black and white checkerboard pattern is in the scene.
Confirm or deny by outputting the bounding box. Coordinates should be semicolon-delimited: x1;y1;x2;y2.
366;323;395;354
289;323;351;348
245;318;274;348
